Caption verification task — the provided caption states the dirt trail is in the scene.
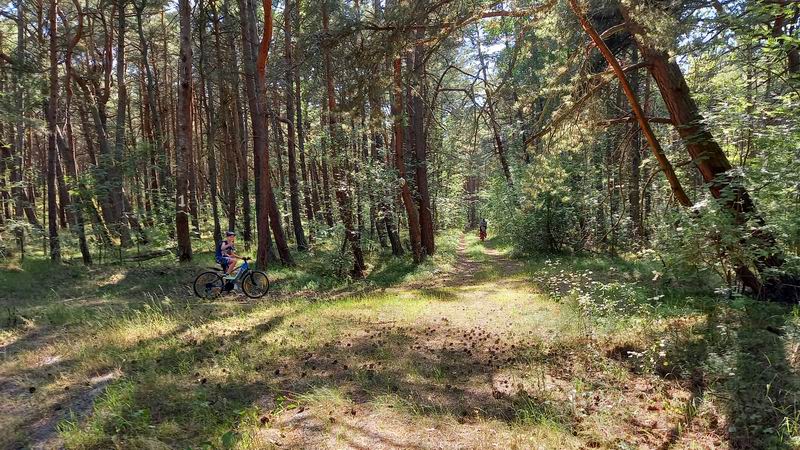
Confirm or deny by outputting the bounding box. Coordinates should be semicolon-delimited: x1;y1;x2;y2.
261;236;712;450
407;233;520;290
265;236;569;449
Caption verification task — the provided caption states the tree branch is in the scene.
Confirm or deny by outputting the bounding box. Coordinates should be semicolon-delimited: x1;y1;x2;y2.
595;116;673;125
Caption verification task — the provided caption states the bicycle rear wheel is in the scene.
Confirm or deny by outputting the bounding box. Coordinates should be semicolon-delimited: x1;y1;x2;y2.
241;271;270;298
193;271;224;299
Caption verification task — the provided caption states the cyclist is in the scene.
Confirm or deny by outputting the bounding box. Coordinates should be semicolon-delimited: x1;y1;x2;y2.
216;231;243;279
479;218;488;241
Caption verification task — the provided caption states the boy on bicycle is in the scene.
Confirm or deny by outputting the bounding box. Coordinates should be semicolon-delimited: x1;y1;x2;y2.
216;231;243;278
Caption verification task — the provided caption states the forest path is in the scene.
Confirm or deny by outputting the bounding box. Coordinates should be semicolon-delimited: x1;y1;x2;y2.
403;232;523;290
257;234;714;449
255;234;686;449
260;233;562;449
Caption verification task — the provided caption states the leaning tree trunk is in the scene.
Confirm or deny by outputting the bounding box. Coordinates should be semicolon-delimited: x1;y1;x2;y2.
569;0;692;208
176;0;193;261
618;3;797;301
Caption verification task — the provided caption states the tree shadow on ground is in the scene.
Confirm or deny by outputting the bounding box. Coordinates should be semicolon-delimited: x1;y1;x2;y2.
636;300;800;450
726;305;798;449
0;301;298;448
46;307;580;448
260;324;578;437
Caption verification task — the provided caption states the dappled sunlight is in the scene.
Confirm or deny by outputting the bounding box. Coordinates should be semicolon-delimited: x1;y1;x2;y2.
1;233;796;448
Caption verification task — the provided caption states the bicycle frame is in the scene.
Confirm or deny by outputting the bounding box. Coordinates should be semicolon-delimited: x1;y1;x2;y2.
228;259;250;281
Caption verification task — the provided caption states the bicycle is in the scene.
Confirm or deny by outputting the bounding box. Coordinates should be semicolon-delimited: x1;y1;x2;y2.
193;257;270;299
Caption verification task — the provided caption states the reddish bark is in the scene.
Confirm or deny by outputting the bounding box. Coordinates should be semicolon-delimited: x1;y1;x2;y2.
620;4;798;301
393;57;423;263
570;0;692;207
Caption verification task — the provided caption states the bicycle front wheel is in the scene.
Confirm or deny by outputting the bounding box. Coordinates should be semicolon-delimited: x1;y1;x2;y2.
193;271;224;299
241;271;270;298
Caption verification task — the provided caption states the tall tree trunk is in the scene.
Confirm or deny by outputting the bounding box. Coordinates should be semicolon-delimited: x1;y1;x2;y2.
322;1;366;277
113;0;133;246
239;0;270;266
201;0;223;244
365;3;398;253
258;0;293;265
627;48;642;245
46;0;61;262
222;0;251;244
284;0;308;251
12;0;41;244
293;1;313;227
393;57;423;263
176;0;193;261
411;29;435;256
134;0;169;227
319;107;335;228
188;94;201;236
240;0;293;266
